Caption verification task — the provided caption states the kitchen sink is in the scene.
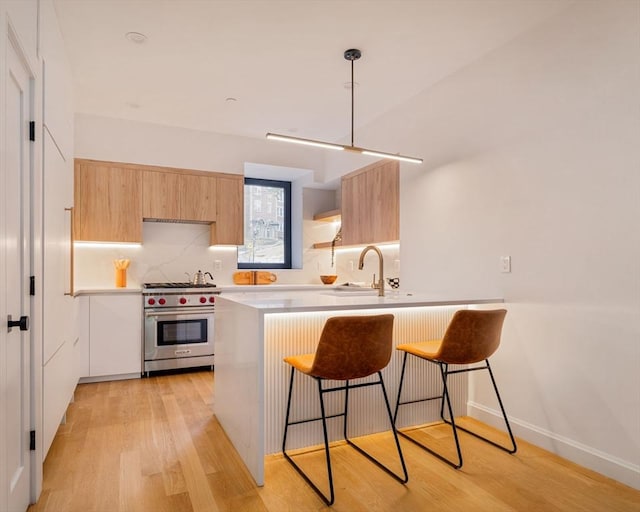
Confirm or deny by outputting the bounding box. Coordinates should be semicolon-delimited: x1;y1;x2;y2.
321;286;378;296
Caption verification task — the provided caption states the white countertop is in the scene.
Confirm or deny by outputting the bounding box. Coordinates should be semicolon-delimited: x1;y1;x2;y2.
216;290;503;314
74;283;331;296
74;288;142;296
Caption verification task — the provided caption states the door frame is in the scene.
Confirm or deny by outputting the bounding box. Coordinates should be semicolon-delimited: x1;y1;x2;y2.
0;15;44;507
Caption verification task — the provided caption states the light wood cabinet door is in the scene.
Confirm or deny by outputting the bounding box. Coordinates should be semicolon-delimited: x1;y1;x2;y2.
180;174;217;222
143;171;217;222
341;160;399;246
74;159;142;242
142;170;181;220
210;176;244;245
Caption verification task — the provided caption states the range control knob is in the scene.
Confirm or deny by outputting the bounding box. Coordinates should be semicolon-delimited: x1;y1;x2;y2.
158;298;166;305
148;298;156;305
179;297;187;305
208;296;216;303
199;296;207;304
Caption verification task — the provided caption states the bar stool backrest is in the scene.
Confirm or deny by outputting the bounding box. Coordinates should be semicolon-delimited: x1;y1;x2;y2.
309;314;395;380
437;309;507;364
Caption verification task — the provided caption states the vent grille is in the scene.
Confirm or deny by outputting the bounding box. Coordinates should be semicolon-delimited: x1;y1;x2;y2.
143;218;211;225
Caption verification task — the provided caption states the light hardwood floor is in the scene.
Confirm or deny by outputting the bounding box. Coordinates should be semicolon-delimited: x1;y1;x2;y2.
28;370;639;512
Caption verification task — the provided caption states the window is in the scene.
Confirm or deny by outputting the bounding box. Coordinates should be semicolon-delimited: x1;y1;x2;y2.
238;178;291;269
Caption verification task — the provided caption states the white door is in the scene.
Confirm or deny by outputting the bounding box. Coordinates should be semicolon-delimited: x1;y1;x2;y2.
1;36;33;512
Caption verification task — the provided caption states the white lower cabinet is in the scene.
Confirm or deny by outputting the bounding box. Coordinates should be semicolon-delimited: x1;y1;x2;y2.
75;296;90;377
77;294;142;379
43;339;76;457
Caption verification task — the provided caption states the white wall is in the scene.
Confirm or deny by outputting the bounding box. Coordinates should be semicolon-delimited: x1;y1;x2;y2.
345;1;639;487
74;113;327;176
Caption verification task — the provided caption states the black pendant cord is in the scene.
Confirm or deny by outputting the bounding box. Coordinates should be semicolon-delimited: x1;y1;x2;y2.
351;57;355;147
344;48;361;148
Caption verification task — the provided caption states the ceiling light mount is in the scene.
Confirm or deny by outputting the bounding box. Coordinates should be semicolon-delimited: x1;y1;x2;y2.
344;48;361;61
266;48;423;164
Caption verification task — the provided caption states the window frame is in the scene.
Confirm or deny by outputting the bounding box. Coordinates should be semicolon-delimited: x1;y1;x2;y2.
238;177;292;270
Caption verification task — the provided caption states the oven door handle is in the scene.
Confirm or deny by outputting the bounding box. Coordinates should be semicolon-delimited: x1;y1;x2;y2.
144;309;214;318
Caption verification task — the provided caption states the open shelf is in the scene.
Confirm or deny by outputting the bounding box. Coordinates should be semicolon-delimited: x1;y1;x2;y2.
313;209;341;222
312;240;343;249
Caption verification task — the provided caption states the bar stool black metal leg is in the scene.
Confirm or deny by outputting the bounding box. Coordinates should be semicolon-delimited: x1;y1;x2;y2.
282;366;296;453
394;355;462;468
317;378;335;505
379;373;409;482
393;352;409;423
447;360;518;455
486;361;517;453
344;372;409;483
343;380;350;439
438;362;463;468
282;370;335;505
439;363;447;421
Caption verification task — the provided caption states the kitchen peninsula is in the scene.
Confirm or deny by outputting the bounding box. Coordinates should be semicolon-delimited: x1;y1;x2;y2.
213;290;503;485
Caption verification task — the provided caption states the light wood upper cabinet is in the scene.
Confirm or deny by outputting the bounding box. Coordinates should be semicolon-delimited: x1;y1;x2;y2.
74;159;143;242
210;175;244;245
75;158;242;244
180;174;217;222
341;160;399;246
142;170;181;220
142;171;217;222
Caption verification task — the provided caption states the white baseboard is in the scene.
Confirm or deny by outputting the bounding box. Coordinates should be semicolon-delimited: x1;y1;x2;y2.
78;372;141;384
467;401;640;490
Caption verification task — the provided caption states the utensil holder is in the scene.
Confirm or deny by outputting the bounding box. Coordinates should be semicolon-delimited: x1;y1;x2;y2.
115;268;127;288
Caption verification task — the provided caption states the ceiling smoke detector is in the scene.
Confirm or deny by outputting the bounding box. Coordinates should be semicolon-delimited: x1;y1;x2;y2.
125;31;147;44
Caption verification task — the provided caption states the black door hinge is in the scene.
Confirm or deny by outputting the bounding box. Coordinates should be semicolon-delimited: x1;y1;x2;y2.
30;430;36;451
30;276;35;296
29;121;35;142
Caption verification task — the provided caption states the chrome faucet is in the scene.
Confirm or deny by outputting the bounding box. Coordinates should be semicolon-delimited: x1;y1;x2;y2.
358;245;385;297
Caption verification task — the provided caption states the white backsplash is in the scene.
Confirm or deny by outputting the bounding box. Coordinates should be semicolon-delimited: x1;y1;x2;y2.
74;214;400;290
74;223;232;289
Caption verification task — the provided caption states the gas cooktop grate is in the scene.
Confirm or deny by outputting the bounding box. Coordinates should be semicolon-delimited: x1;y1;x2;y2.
143;282;217;289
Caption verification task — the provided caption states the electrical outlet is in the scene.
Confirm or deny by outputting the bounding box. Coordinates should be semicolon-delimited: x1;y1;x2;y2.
500;256;511;273
214;259;222;271
349;260;354;271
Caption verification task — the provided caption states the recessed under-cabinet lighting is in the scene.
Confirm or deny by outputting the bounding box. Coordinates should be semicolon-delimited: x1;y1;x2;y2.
208;245;239;251
335;243;400;253
74;242;142;249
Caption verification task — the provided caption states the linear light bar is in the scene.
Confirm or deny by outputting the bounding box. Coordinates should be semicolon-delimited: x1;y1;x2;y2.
266;132;423;164
266;49;424;166
360;149;423;164
266;133;344;151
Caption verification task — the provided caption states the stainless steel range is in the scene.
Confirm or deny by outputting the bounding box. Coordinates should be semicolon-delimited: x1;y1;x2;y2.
142;282;219;375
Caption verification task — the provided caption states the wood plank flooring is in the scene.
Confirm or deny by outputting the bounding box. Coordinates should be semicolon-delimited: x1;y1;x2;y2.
28;370;640;512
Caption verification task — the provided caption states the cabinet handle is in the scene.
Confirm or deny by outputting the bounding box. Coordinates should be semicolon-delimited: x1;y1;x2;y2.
64;207;74;296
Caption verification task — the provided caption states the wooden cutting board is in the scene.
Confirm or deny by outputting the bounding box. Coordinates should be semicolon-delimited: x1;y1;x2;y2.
232;271;278;285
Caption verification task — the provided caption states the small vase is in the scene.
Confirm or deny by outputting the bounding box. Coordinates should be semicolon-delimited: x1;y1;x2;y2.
115;268;127;288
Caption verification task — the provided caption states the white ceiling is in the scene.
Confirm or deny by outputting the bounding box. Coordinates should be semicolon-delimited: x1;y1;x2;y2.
53;0;570;145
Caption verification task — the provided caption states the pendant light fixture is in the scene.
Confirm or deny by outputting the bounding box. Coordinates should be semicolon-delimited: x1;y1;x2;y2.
266;49;423;164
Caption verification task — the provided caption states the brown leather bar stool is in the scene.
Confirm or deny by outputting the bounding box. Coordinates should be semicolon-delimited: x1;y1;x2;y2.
282;314;408;505
393;309;517;469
